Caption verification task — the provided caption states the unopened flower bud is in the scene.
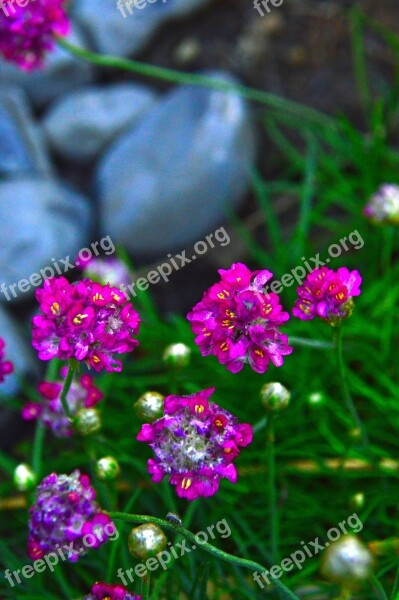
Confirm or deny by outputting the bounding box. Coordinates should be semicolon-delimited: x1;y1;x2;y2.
307;391;325;406
349;492;365;510
364;184;399;225
13;464;37;491
260;382;291;412
75;408;101;436
162;343;191;369
134;391;164;422
128;523;167;559
321;535;373;587
95;456;120;481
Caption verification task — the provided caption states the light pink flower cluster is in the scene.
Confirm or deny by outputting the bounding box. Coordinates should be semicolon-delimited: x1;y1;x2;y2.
0;338;13;383
0;0;69;71
137;388;253;500
32;277;140;372
293;266;362;325
187;263;292;374
364;184;399;225
22;368;103;437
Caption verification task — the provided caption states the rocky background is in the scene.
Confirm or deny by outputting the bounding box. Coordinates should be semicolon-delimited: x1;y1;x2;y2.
0;0;398;398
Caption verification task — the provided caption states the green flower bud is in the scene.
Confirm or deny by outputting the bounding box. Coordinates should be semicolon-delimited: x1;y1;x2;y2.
260;382;291;412
95;456;121;481
13;464;37;492
162;343;191;369
75;407;101;436
134;391;164;422
128;523;167;559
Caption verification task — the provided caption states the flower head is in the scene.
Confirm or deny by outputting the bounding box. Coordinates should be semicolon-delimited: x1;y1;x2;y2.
31;276;140;372
0;0;69;71
293;266;362;325
84;582;141;600
137;388;253;500
21;368;103;437
28;471;114;561
364;184;399;225
187;263;292;374
0;338;13;383
78;256;133;289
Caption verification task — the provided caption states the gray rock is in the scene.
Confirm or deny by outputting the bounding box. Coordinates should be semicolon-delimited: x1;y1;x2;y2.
96;71;256;256
0;305;38;398
0;24;94;108
0;178;92;303
72;0;211;57
42;84;157;163
0;87;51;179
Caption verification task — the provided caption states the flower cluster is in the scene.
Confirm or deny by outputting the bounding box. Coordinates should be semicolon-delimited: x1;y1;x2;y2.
84;582;141;600
292;267;362;325
32;277;140;372
187;263;292;374
0;0;69;71
78;256;133;289
0;338;13;383
364;184;399;226
21;368;103;437
28;471;112;561
137;388;253;500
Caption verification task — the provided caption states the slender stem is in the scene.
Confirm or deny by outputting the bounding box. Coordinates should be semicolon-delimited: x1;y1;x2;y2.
266;414;279;564
370;575;389;600
142;574;151;600
333;325;369;449
32;421;45;477
392;560;399;599
57;38;335;133
59;362;75;420
289;336;333;349
108;511;299;599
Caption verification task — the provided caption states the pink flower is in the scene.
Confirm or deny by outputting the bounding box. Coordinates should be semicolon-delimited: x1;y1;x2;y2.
0;0;69;71
0;338;13;383
84;582;141;600
364;184;399;225
21;368;103;437
293;266;362;325
187;263;292;374
31;277;140;372
137;388;253;500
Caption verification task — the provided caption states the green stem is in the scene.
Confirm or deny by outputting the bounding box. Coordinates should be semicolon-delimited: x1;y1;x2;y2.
333;325;369;449
59;362;75;421
142;573;151;600
289;336;333;350
392;560;399;599
32;421;45;477
370;575;389;600
266;414;279;564
57;38;335;133
108;511;299;599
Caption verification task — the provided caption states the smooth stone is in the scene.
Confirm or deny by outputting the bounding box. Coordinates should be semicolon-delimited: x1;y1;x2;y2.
0;87;51;178
0;305;38;398
0;24;94;108
0;178;92;303
42;84;157;163
96;71;256;256
72;0;211;57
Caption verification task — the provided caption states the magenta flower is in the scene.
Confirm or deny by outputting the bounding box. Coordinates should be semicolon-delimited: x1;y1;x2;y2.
84;583;141;600
293;266;362;325
31;277;140;372
22;368;103;437
28;471;114;561
0;338;13;383
364;184;399;225
137;388;253;500
187;263;292;374
0;0;69;71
